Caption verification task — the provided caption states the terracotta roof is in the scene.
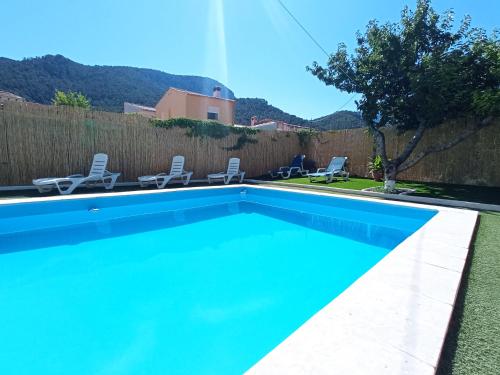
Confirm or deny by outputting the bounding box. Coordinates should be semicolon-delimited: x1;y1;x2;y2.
124;102;156;112
0;90;25;102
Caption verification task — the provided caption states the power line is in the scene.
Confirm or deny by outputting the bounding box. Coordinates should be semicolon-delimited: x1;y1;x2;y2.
277;0;330;58
276;0;359;111
337;93;358;110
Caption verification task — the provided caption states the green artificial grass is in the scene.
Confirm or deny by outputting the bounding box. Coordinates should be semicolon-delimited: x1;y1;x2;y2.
437;212;500;375
277;177;500;205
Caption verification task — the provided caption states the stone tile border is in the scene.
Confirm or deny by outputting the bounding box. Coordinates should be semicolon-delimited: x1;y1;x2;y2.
0;184;478;374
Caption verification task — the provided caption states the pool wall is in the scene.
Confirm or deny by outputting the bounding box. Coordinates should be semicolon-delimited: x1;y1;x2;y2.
0;185;477;374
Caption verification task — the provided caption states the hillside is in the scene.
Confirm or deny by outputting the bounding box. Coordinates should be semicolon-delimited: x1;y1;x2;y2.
309;111;365;131
234;98;308;126
0;55;365;130
0;55;234;112
235;99;365;130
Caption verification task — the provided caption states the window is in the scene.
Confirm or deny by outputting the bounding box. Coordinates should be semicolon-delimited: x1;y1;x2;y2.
207;106;220;121
207;111;218;120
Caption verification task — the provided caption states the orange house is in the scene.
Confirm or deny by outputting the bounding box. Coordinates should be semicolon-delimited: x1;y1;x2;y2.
155;87;235;125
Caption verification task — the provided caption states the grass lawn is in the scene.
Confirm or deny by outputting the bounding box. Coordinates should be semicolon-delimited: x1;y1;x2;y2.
275;176;500;205
437;211;500;375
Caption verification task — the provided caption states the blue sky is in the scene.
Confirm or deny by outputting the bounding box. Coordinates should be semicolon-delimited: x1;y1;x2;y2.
1;0;498;118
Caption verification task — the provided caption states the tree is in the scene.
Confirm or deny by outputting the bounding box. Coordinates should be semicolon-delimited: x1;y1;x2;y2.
308;0;499;189
52;90;91;109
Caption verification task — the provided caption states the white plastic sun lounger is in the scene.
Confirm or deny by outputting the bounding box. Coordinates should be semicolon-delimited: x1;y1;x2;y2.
32;153;121;195
138;155;193;189
207;157;245;185
307;156;349;183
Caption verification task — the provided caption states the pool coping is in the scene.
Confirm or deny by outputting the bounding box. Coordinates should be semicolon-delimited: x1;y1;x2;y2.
0;184;478;374
245;185;478;375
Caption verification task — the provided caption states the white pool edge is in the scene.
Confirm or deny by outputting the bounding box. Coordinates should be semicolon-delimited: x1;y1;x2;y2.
0;184;477;374
245;186;477;375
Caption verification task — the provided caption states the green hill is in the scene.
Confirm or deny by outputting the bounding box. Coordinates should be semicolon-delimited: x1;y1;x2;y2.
234;98;309;126
0;55;365;130
235;98;365;130
309;111;365;130
0;55;234;112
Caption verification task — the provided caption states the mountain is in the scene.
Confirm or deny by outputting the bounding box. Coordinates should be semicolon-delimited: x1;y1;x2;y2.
0;55;234;112
0;55;365;130
234;98;309;126
308;111;365;131
235;99;365;130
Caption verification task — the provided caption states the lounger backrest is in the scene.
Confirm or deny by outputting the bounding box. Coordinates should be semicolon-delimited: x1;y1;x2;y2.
88;153;108;177
327;156;347;172
290;154;305;168
227;158;241;174
170;155;185;175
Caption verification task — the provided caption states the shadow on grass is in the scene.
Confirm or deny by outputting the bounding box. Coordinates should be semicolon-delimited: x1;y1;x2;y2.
435;215;481;375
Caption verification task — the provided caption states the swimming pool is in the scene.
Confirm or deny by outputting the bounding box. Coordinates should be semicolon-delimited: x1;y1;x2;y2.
0;186;437;375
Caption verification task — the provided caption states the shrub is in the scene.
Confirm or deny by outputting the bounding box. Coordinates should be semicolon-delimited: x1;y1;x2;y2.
52;90;91;109
152;118;258;150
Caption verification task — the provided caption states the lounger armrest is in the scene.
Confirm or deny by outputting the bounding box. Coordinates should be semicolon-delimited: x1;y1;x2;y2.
68;174;85;178
316;168;326;173
104;170;120;176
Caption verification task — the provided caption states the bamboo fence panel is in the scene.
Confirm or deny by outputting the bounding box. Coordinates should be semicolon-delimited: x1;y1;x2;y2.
0;102;302;185
0;102;498;186
308;119;500;186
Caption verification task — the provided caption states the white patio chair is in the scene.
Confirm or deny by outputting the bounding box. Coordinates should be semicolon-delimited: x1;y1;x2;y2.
138;155;193;189
207;158;245;185
33;153;120;195
307;156;349;183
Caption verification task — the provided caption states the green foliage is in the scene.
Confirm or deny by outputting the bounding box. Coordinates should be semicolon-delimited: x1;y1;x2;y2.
152;117;258;150
297;129;314;147
52;90;91;109
367;155;383;173
308;0;499;179
309;0;499;131
224;133;258;151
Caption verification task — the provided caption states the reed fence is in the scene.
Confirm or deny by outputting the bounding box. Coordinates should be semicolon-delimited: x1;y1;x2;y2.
0;102;498;187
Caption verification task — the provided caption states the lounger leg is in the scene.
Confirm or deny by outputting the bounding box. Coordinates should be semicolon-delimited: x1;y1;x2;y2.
36;185;53;193
239;172;245;183
183;173;192;186
55;180;79;195
103;174;119;190
157;176;173;189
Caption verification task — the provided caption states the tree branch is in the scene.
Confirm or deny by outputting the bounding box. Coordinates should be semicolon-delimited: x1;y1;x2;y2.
394;123;426;166
398;117;494;173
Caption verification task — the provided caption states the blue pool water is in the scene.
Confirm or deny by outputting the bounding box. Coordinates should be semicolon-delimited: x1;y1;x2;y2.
0;187;436;374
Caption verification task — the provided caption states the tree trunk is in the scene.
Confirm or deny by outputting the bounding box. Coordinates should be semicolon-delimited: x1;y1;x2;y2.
383;161;398;192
